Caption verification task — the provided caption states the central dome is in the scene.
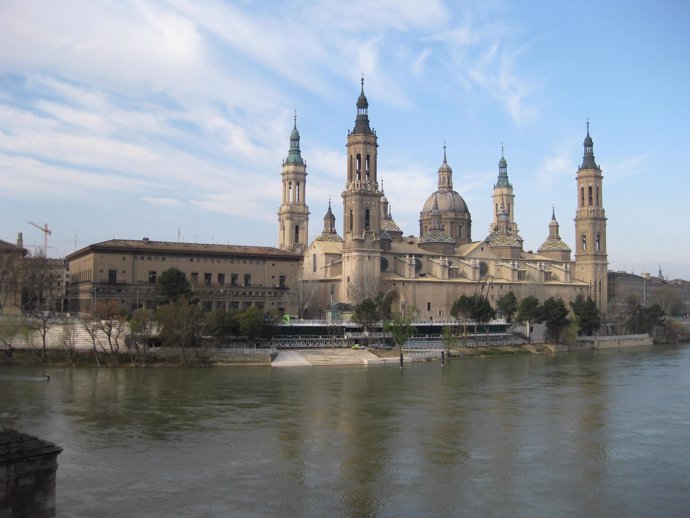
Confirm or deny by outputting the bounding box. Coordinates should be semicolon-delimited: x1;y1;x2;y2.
422;189;469;214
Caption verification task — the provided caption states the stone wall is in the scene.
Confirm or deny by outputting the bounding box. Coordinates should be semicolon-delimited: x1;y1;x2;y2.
0;430;62;518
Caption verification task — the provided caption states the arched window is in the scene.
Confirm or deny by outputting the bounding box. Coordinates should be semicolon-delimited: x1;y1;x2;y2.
595;234;601;251
288;182;293;202
365;209;370;230
596;186;600;206
588;186;593;206
582;235;587;251
312;254;317;273
294;225;300;243
581;187;585;207
296;182;300;203
365;155;370;182
349;210;353;232
356;155;362;182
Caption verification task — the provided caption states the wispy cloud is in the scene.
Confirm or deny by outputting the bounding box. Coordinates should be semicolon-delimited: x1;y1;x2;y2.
605;155;648;183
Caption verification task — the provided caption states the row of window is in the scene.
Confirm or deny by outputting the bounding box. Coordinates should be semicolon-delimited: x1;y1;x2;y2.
133;255;269;265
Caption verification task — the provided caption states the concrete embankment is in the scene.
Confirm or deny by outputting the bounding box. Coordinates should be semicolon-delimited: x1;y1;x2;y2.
545;334;653;353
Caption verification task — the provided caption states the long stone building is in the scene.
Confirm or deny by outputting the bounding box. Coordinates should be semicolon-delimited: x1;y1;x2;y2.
65;240;302;315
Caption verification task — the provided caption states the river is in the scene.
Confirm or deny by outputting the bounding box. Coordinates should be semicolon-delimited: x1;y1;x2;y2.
2;345;690;517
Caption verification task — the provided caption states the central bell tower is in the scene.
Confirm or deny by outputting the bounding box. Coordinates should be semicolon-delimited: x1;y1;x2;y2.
574;122;608;311
341;78;382;302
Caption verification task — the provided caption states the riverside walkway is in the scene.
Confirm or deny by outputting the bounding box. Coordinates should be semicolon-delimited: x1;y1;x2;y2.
271;348;390;367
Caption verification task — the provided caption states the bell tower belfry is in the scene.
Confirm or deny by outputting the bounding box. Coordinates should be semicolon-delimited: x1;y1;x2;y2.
278;113;310;253
574;122;608;311
341;78;382;302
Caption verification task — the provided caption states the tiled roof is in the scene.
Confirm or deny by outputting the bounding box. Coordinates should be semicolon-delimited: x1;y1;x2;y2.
67;239;302;261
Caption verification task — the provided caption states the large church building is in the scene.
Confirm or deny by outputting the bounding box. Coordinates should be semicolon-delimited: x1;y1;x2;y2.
280;80;609;319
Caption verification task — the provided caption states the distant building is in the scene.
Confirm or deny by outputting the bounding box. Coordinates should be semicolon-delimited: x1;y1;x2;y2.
65;239;301;315
0;234;26;316
609;271;690;317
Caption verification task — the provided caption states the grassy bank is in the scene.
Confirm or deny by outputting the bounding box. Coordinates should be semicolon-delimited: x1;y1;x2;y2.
0;349;216;368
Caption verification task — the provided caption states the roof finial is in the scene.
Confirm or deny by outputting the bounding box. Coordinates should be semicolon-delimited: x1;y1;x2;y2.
380;177;384;192
501;141;504;157
443;141;447;164
293;110;297;128
552;204;555;219
586;117;590;135
361;74;364;93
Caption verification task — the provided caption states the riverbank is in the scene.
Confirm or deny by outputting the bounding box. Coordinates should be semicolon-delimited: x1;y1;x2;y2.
0;344;537;367
0;335;658;368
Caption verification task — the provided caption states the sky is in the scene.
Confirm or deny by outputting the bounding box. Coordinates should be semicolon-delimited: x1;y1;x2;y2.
1;0;689;280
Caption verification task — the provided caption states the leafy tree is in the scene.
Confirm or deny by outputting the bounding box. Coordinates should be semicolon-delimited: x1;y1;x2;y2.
640;304;665;334
540;297;570;342
441;325;458;353
156;268;194;304
352;298;381;333
496;291;518;322
127;309;156;366
451;294;495;344
623;298;666;335
156;299;203;362
237;307;275;347
384;308;416;354
203;309;240;339
517;295;541;323
570;295;601;336
450;294;495;323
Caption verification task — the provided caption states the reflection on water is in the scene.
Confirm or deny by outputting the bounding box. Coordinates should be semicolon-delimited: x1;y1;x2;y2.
2;345;690;517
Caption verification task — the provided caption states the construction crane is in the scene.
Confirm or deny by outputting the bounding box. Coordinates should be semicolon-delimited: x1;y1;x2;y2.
28;221;51;257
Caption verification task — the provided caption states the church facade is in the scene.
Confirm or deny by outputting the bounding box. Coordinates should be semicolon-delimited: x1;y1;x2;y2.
280;81;609;319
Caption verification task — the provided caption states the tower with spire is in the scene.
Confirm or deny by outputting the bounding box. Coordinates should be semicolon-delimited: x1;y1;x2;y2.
278;112;310;253
538;207;571;262
341;78;382;301
574;122;608;310
490;144;517;234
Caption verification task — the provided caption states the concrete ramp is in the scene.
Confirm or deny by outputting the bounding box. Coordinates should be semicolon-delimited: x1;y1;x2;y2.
270;350;312;367
271;348;387;367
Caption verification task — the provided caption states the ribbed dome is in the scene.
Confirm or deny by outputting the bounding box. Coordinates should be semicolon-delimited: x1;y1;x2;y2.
422;189;469;214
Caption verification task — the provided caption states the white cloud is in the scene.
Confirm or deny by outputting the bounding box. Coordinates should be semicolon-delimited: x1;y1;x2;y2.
536;154;574;188
142;197;183;207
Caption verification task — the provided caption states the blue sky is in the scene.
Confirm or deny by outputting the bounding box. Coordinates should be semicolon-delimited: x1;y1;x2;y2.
1;0;689;279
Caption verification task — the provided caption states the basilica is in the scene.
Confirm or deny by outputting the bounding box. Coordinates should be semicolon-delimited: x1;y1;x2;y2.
278;80;609;319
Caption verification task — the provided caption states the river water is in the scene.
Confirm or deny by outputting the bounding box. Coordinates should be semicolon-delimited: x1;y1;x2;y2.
2;345;690;517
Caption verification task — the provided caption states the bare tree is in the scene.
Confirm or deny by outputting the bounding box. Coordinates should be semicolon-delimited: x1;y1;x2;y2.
0;316;30;357
285;273;318;319
22;250;59;360
81;316;103;366
94;300;126;353
59;317;79;366
347;269;381;306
